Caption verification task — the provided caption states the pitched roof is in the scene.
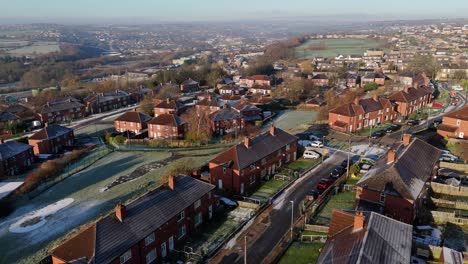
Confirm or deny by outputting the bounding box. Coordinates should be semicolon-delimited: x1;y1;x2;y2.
148;114;184;127
181;78;198;85
51;176;214;264
154;99;182;110
329;103;360;117
209;108;241;122
357;138;442;200
389;87;431;102
209;127;297;170
40;98;84;114
0;112;19;122
115;111;151;123
444;105;468;120
363;72;385;79
312;74;329;80
29;124;73;141
317;211;412;264
0;141;32;161
197;97;222;107
247;75;270;81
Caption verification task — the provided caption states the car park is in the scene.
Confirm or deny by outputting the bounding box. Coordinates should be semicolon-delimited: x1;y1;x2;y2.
310;140;324;148
386;124;402;133
316;178;332;190
371;130;386;138
303;150;320;159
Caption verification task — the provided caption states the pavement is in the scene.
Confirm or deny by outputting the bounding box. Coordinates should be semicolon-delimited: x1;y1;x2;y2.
211;151;347;264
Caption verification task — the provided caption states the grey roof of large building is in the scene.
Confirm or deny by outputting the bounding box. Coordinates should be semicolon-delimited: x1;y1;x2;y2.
317;211;413;264
0;141;32;160
357;138;442;200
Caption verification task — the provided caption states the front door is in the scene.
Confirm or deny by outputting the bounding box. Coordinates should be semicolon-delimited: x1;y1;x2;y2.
218;179;223;190
240;183;244;195
208;205;213;219
161;242;167;258
168;236;174;252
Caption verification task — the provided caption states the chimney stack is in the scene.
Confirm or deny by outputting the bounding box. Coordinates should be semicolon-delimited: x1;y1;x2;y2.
354;97;359;105
166;98;170;104
269;126;276;136
387;149;396;164
244;137;251;148
354;211;365;231
168;175;176;190
403;133;412;146
403;87;409;93
44;122;49;128
115;202;127;222
373;94;379;101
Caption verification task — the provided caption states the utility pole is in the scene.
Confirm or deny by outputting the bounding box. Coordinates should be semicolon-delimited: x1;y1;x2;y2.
244;236;247;264
346;138;351;180
290;200;294;241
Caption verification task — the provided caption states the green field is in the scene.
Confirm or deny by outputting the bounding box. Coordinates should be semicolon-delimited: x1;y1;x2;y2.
279;242;323;264
0;39;60;56
295;38;384;59
314;191;356;225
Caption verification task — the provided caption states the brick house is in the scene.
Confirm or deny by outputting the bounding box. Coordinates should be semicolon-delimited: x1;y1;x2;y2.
328;95;396;133
37;97;86;124
355;135;441;224
195;96;222;114
148;114;185;140
153;99;184;117
248;85;272;95
388;86;432;118
361;72;386;86
231;101;262;124
209;126;297;196
317;210;412;264
50;175;216;264
209;108;243;136
180;78;199;92
28;124;74;155
84;91;130;114
114;111;152;134
241;75;271;88
310;74;329;87
345;73;359;88
0;139;34;178
437;105;468;139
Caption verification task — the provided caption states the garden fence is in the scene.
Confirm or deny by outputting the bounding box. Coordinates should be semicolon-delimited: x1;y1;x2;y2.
431;182;468;197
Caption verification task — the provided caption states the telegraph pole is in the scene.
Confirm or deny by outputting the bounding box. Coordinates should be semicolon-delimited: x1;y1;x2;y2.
244;236;247;264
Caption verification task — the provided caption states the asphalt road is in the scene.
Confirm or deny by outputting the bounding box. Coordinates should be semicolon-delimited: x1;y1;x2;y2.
219;150;347;264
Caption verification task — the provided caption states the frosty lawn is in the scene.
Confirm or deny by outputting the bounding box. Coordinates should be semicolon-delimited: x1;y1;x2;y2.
279;242;323;264
0;181;23;199
314;191;356;225
273;110;318;133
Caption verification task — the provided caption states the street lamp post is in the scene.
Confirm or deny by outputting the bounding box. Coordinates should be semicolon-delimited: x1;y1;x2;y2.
290;200;294;241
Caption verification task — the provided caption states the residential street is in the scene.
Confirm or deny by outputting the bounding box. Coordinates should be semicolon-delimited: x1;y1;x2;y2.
214;150;347;264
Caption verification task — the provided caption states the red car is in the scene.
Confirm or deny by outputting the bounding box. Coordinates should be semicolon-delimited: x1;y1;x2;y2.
316;178;332;190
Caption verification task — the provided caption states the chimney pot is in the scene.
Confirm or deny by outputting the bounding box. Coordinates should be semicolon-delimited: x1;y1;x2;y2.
269;126;276;136
354;211;365;231
244;137;251;148
403;133;412;146
387;149;396;164
168;175;176;190
115;202;127;222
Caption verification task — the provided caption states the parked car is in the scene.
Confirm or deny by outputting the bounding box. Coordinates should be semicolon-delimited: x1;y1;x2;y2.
307;190;321;201
298;140;312;147
371;130;386;138
341;159;355;168
406;120;420;126
309;134;320;141
432;117;443;125
440;154;458;162
330;165;346;178
303;150;320;159
450;100;459;106
219;197;238;210
386;124;402;133
316;178;332;190
310;140;324;148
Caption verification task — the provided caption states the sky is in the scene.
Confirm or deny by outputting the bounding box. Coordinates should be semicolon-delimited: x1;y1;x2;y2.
0;0;467;23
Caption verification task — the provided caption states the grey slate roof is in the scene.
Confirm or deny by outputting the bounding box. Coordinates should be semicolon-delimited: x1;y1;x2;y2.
357;138;442;200
29;124;73;141
94;176;214;264
317;211;412;264
0;112;19;122
40;99;84;114
210;108;241;122
0;141;32;160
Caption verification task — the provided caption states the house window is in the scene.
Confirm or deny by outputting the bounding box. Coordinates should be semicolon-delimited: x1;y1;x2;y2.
161;242;167;258
177;211;185;222
178;225;186;239
195;212;202;226
144;233;155;246
386;108;389;113
286;144;290;151
457;119;461;126
223;167;226;174
261;158;266;165
380;193;385;204
250;175;255;185
365;113;369;118
120;250;132;264
358;114;362;120
194;199;201;209
208;191;212;200
146;249;157;264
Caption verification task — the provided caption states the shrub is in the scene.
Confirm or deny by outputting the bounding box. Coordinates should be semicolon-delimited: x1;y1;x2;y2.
113;135;126;145
364;82;379;91
349;164;360;176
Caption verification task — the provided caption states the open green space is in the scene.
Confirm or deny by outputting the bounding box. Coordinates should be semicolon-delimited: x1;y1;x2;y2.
251;178;289;202
279;242;323;264
314;191;356;225
295;38;385;59
288;159;320;172
274;110;317;134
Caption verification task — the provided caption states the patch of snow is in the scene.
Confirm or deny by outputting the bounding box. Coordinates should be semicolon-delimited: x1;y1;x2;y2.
0;181;23;200
9;198;74;233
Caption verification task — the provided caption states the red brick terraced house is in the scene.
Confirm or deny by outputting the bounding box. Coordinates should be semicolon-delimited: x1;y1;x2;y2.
28;124;74;155
153;99;184;117
310;74;329;87
248;85;272;95
361;72;386;86
388;86;432;118
231;101;262;124
328;95;397;133
355;135;441;224
37;97;86;124
195;96;222;114
437;105;468;139
180;78;199;92
148;114;185;140
209;108;243;136
84;91;130;114
242;75;271;88
209;126;297;196
50;175;216;264
0;139;34;178
114;111;152;134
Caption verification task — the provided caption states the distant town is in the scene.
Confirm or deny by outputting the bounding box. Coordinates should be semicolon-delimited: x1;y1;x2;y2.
0;19;467;264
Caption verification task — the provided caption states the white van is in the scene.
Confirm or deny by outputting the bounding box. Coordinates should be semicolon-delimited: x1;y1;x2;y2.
303;150;320;159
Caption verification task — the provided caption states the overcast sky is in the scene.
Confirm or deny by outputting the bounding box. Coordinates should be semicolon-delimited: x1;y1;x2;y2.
1;0;467;23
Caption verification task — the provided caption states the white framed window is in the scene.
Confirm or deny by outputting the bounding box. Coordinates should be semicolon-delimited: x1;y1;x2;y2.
250;175;255;185
380;193;385;204
358;114;362;120
457;119;461;126
120;250;132;264
178;225;186;239
177;211;185;222
223;167;226;174
144;232;155;246
146;249;156;264
194;199;201;209
161;242;167;258
286;144;290;151
169;236;174;251
195;212;202;226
